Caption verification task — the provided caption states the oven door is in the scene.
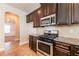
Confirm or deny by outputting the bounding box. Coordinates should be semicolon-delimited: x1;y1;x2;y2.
37;40;53;56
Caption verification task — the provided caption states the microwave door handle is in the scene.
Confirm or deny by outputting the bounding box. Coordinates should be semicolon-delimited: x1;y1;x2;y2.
51;17;53;23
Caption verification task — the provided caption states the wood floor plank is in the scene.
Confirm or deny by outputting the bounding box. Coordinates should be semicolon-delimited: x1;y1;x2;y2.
0;41;39;56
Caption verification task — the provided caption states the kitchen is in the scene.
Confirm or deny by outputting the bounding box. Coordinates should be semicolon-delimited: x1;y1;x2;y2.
0;3;79;56
26;3;79;56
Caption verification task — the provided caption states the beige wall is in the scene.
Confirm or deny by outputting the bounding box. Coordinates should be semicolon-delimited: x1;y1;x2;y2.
0;8;5;51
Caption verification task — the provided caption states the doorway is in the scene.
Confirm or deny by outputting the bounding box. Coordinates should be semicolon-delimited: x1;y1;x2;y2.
4;12;20;50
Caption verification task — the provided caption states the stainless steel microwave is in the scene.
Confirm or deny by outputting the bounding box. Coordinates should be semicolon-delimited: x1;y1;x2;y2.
40;14;56;26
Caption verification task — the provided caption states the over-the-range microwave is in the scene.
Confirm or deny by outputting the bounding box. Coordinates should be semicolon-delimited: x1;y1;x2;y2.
40;14;56;26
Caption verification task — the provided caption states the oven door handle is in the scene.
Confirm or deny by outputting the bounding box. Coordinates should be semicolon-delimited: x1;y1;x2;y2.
37;40;53;46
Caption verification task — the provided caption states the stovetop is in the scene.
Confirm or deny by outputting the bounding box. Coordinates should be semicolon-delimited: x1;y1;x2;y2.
38;34;58;43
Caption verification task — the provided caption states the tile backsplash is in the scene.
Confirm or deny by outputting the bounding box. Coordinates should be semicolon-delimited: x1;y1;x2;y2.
35;24;79;39
27;22;79;39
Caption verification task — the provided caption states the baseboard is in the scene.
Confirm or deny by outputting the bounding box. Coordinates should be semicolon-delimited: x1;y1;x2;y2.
0;48;5;51
20;41;29;46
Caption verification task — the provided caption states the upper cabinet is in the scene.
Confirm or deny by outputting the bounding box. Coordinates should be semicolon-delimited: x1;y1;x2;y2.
41;3;47;17
56;3;72;25
46;3;56;15
26;15;30;23
26;13;33;23
26;3;79;27
72;3;79;24
26;3;56;27
33;8;42;27
41;3;56;17
57;3;79;25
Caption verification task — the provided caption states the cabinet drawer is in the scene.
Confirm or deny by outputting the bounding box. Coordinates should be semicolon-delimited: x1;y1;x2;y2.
75;53;79;56
55;47;70;56
55;41;71;50
29;35;37;52
55;46;70;52
74;46;79;55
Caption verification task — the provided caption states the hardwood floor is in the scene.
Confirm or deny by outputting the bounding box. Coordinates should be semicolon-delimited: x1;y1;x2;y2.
0;41;39;56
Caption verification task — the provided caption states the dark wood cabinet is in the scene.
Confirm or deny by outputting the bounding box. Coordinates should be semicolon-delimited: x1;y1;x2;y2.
32;11;37;27
29;35;79;55
46;3;56;16
41;3;47;17
29;35;37;52
33;8;41;27
53;40;79;56
26;13;33;23
54;47;70;56
57;3;79;25
73;46;79;56
26;15;30;23
53;41;71;56
33;3;56;27
26;8;41;27
72;4;79;24
41;3;56;17
32;36;37;52
26;3;56;24
56;3;72;25
29;35;33;49
26;3;79;26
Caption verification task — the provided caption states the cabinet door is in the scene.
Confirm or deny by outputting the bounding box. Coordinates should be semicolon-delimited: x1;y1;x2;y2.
33;8;41;27
35;10;40;27
53;41;71;56
26;13;33;23
54;47;70;56
41;3;47;17
29;35;33;49
32;37;37;52
46;3;56;16
26;15;32;23
30;13;33;22
29;35;37;52
73;46;79;56
72;3;79;24
26;15;30;23
57;3;72;25
33;11;37;27
41;3;56;17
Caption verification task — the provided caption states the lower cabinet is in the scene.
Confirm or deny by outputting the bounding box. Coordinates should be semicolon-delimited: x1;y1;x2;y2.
29;36;79;56
53;41;71;56
29;35;37;52
74;46;79;56
53;41;79;56
29;35;33;49
54;47;70;56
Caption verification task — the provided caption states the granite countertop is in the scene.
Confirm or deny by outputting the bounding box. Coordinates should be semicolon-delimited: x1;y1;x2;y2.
30;34;79;46
54;37;79;46
30;34;41;37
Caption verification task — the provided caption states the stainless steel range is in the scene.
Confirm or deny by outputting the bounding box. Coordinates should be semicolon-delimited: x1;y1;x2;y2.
37;30;59;56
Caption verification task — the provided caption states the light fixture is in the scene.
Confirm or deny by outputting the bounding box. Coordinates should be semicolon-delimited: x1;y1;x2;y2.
37;10;41;14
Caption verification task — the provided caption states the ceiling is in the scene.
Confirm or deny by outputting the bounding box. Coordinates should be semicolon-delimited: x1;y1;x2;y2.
7;3;41;15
